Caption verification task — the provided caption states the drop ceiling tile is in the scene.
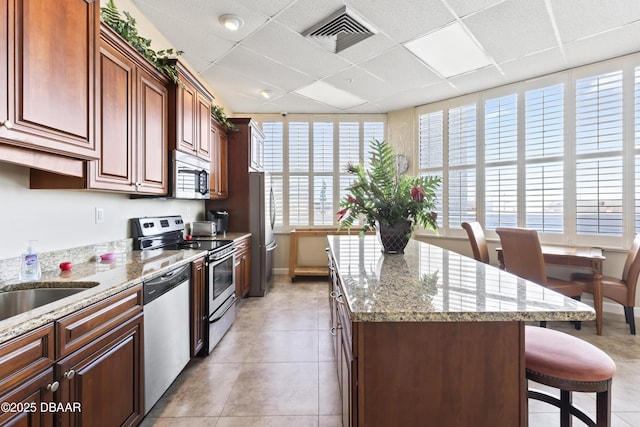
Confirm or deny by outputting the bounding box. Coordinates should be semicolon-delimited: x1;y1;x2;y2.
446;0;506;18
551;0;640;43
215;46;314;91
323;66;399;102
345;0;455;43
235;0;296;17
498;48;567;83
377;82;461;112
448;65;505;95
259;93;343;114
199;65;274;111
463;0;557;63
240;21;352;78
359;47;441;93
563;21;640;67
134;0;269;43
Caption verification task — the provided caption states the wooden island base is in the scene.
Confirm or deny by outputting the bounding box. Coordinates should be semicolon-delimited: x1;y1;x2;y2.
355;321;525;426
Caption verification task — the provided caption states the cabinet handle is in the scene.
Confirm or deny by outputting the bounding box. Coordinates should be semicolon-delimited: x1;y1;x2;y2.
329;291;337;299
336;294;345;305
64;370;75;380
0;119;12;129
47;381;59;392
330;327;337;336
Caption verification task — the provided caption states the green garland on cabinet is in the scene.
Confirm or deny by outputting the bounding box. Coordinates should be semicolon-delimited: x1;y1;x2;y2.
211;105;237;131
100;0;183;85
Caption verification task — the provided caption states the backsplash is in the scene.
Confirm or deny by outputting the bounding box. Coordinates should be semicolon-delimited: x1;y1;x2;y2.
0;238;132;285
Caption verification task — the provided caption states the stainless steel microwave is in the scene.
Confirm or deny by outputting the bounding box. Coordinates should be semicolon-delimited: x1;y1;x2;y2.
172;150;210;199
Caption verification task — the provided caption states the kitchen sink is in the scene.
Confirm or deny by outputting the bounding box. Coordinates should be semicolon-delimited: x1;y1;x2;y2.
0;284;98;321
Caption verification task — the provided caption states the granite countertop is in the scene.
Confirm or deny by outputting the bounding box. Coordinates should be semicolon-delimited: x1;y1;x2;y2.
0;248;207;345
327;235;596;323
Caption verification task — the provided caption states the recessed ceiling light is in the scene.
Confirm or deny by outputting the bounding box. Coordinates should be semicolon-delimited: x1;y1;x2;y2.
260;90;272;99
219;14;244;31
405;22;493;78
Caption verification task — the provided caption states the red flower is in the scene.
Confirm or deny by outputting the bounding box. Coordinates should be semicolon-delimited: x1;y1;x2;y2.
410;186;425;202
336;208;349;221
347;195;360;205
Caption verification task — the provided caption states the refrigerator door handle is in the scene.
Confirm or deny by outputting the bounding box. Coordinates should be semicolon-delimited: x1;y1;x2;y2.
266;241;278;252
269;187;276;229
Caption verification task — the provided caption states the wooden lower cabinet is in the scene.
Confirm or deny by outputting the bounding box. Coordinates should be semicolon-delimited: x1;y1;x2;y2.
56;313;143;427
234;237;251;299
190;257;206;357
0;286;144;427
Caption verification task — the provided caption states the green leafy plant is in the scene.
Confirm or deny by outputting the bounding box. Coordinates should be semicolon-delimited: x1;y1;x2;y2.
337;139;441;235
211;105;237;131
100;0;183;84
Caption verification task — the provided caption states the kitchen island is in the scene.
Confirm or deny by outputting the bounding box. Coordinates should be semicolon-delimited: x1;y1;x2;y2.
327;235;595;427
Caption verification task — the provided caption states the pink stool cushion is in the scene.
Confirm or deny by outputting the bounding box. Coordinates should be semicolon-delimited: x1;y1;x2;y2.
525;326;616;383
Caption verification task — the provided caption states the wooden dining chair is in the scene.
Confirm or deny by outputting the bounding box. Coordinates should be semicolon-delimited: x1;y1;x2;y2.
570;234;640;335
496;227;585;329
461;221;489;264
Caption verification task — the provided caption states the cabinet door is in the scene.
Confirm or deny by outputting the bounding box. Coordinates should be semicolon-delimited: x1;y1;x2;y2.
89;39;135;191
190;257;206;357
217;130;229;198
56;313;144;427
0;368;56;427
0;0;98;159
177;79;196;154
196;94;211;160
137;67;169;194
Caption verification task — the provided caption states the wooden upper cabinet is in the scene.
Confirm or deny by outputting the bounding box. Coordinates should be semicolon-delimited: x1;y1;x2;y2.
30;25;169;195
210;120;228;199
0;0;99;159
170;62;213;161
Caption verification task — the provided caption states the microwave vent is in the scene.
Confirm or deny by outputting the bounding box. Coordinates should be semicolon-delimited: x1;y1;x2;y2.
302;7;377;53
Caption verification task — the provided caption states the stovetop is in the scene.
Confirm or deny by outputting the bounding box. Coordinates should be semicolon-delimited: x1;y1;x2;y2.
131;215;233;253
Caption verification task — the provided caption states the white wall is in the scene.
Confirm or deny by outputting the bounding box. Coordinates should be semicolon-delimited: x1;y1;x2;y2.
0;163;205;260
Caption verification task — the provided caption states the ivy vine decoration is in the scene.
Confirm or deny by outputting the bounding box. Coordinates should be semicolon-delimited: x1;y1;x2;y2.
100;0;183;85
211;105;237;131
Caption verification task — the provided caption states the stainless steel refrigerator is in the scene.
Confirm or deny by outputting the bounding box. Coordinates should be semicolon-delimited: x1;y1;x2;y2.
248;171;277;296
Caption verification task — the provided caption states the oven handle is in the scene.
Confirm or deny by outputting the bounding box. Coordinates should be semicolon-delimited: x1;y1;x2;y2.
208;295;237;324
208;247;238;266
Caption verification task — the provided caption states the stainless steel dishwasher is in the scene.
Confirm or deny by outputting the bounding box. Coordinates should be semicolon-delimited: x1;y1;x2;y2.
143;262;191;415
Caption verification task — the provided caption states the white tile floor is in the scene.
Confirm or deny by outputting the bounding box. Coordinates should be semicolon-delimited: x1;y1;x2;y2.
142;276;640;426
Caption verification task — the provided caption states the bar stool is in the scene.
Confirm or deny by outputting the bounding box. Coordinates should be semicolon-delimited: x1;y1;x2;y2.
525;326;616;426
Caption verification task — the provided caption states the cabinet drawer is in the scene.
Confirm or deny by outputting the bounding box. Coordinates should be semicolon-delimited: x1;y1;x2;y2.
56;286;143;358
235;237;250;250
0;324;55;394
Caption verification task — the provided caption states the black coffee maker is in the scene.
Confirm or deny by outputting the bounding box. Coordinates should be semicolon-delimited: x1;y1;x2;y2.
207;210;229;234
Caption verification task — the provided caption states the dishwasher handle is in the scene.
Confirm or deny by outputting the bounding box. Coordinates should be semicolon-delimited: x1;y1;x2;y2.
144;263;191;305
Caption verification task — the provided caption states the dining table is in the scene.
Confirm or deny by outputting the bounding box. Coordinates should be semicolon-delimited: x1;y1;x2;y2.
496;245;606;335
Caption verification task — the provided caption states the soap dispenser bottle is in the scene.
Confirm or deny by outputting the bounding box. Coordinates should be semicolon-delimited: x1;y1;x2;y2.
20;240;42;281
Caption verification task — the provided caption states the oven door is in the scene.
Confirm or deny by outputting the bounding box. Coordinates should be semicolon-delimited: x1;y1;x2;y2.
207;251;236;315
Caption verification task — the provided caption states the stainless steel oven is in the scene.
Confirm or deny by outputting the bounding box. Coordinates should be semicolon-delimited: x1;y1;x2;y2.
205;241;237;354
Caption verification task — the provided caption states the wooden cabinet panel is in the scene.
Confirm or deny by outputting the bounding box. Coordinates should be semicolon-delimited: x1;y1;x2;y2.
91;37;135;190
56;313;143;427
210;121;228;199
0;368;55;427
234;237;251;299
137;67;169;193
56;285;143;359
171;63;213;161
190;257;206;357
0;0;98;159
0;324;54;396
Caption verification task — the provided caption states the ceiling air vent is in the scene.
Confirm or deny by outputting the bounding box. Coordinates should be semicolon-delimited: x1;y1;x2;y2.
302;7;377;53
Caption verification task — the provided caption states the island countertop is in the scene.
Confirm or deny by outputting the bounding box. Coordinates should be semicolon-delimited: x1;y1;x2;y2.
327;235;595;323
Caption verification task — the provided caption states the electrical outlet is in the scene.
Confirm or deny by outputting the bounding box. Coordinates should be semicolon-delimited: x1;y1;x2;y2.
95;207;104;224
